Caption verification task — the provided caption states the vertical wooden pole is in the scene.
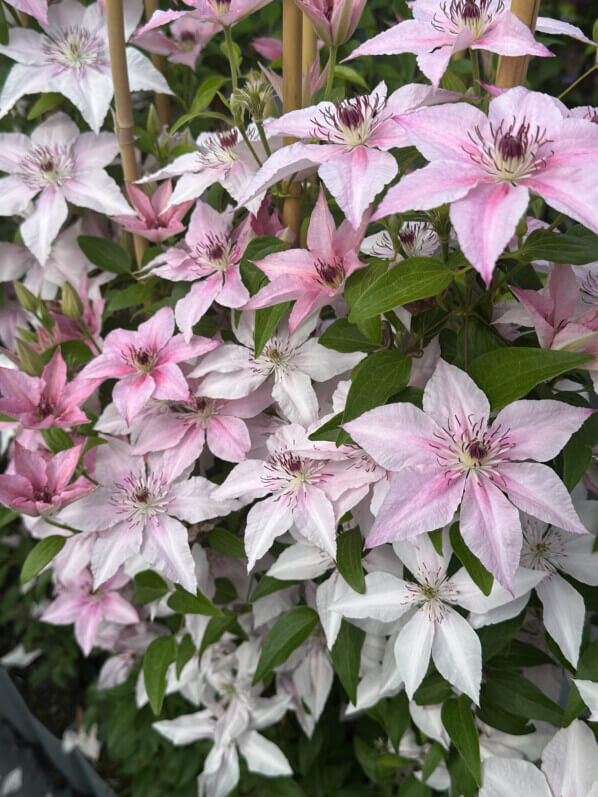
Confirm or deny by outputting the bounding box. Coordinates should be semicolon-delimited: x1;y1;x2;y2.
301;15;317;106
282;0;303;242
19;11;28;25
143;0;172;126
106;0;147;266
495;0;542;87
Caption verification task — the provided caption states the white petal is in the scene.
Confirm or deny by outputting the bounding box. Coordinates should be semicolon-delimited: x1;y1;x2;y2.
238;730;293;776
332;571;415;622
574;680;598;722
395;608;434;699
541;720;598;797
432;608;481;704
480;757;551;797
244;496;293;571
153;710;216;745
267;542;333;580
536;574;584;667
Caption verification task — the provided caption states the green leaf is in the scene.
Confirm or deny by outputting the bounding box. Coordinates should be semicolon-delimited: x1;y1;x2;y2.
27;92;63;120
59;339;94;369
208;527;246;558
143;636;176;714
344;258;388;310
336;528;365;594
450;523;493;596
483;671;564;724
564;640;598;725
191;75;228;113
562;413;598;491
0;507;19;530
330;620;365;704
478;610;526;661
41;428;73;453
413;673;453;705
0;0;8;45
348;258;453;322
170;108;229;134
334;64;368;88
199;611;243;657
21;535;66;584
421;742;445;782
175;633;195;678
441;696;481;786
106;281;154;313
319;318;380;353
518;227;598;265
342;350;411;424
468;348;593;411
78;236;132;274
397;775;431;796
250;574;300;601
253;606;318;684
308;412;344;442
240;236;286;295
134;570;169;605
166;585;224;616
254;301;292;357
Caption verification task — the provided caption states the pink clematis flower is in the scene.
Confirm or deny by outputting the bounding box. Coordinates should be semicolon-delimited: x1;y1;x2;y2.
507;264;598;388
0;0;172;134
252;35;283;60
343;358;591;592
41;569;139;656
345;0;553;87
0;349;98;429
57;440;237;591
296;0;367;46
138;126;277;215
131;382;273;475
112;181;193;243
79;306;220;424
132;13;220;69
148;201;251;341
138;0;274;37
0;442;94;516
374;87;598;283
245;188;367;333
0;112;131;264
240;82;459;229
3;0;48;25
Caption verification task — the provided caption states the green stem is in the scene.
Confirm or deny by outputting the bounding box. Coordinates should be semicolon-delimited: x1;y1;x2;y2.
547;213;564;232
324;46;338;101
558;65;597;100
223;26;238;93
256;120;271;157
237;124;262;167
470;48;480;92
43;516;79;535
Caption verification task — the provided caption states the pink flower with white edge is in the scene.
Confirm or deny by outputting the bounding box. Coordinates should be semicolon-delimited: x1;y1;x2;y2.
0;442;94;516
132;13;219;69
0;112;131;264
245;188;367;334
138;0;274;37
343;358;591;592
240;82;460;229
214;424;350;570
148;201;251;341
57;440;237;591
131;382;273;476
41;569;139;657
79;306;219;424
138;125;278;214
112;181;193;243
189;313;364;428
374;87;598;283
344;0;553;87
0;349;97;429
0;0;172;134
251;35;283;60
297;0;367;46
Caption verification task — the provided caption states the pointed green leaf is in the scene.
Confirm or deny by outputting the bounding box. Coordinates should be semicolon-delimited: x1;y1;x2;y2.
175;633;195;678
78;236;132;274
331;620;365;704
166;585;223;616
143;636;176;714
441;696;481;786
253;606;318;684
208;527;246;558
134;570;169;605
254;301;292;356
336;528;365;594
21;535;66;584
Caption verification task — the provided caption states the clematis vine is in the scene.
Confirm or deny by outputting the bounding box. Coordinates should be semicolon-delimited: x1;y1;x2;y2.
245;188;368;333
344;358;591;591
0;0;171;134
374;87;598;283
138;0;274;37
0;112;131;264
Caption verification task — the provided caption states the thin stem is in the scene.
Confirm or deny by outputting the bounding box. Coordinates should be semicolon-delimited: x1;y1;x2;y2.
324;45;338;100
43;516;79;535
256;120;272;157
470;48;480;91
237;124;262;167
547;213;564;232
558;65;597;100
223;26;238;92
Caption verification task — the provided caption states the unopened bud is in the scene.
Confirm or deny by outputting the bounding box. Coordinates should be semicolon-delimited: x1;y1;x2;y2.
232;72;274;124
515;216;528;240
16;339;44;377
61;281;84;320
147;104;162;139
13;281;38;313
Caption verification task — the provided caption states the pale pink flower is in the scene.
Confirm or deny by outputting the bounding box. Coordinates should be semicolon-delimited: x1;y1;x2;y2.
138;126;278;215
131;382;272;474
113;181;193;243
41;569;139;656
148;201;251;341
79;306;219;424
345;0;553;87
0;112;131;264
132;13;219;69
296;0;366;46
252;35;283;60
245;188;367;333
138;0;274;37
0;441;94;516
57;440;236;591
343;358;591;591
3;0;48;26
374;87;598;283
0;349;97;429
0;0;171;134
240;82;459;229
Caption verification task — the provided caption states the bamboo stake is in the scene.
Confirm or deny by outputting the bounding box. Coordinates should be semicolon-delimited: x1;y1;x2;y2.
19;11;28;26
143;0;171;126
282;0;303;241
495;0;541;87
106;0;146;267
302;15;317;106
